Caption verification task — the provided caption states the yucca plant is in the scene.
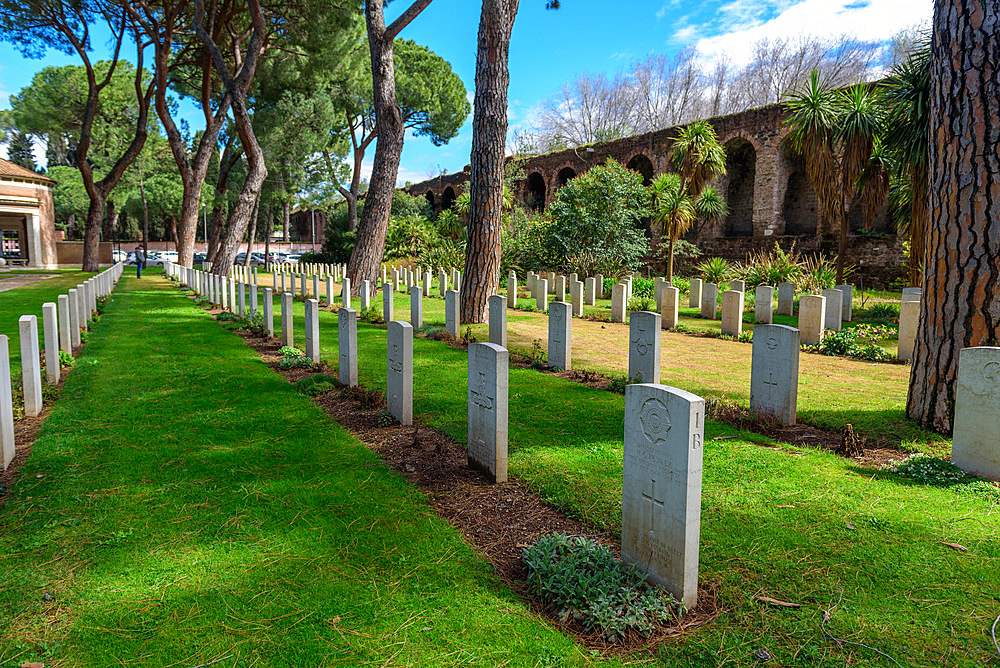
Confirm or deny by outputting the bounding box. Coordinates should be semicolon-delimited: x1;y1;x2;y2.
799;254;849;293
784;72;888;285
668;120;727;197
650;174;728;282
739;243;803;287
696;257;733;285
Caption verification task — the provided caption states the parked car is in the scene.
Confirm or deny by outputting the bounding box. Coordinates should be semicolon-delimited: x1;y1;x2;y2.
112;250;128;264
193;252;207;266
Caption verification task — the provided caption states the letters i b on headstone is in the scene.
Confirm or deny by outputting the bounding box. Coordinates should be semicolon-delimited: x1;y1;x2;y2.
622;383;705;609
467;342;509;483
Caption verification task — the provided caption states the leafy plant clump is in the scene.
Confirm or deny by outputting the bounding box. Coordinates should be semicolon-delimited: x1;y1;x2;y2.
883;454;1000;503
242;309;269;337
627;295;654;313
359;305;383;324
96;295;113;314
216;311;240;322
278;346;314;370
523;533;680;641
805;325;896;361
294;374;340;396
59;350;75;368
696;256;733;285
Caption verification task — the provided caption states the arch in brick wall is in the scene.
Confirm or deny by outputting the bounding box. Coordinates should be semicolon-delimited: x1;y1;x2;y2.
779;138;819;236
442;186;457;211
625;153;654;185
722;137;756;237
425;190;436;212
525;172;546;211
556;166;577;189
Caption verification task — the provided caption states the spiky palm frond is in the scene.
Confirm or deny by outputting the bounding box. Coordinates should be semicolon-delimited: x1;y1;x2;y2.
693;186;728;227
858;137;892;231
838;83;882;188
650;172;695;241
881;38;931;175
668;119;726;197
783;70;841;227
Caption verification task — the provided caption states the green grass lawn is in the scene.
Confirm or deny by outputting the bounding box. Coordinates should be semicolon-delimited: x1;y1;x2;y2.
0;274;609;667
260;287;999;667
308;284;936;451
0;270;95;375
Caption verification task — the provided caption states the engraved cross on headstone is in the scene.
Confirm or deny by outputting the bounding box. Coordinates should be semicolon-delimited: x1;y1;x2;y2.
641;478;665;539
762;371;778;396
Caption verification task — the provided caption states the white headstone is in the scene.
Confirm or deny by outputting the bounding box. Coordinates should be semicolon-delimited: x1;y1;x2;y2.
571;280;584;317
821;289;843;331
439;271;448;297
611;283;627;322
897;299;920;361
721;290;744;336
661;286;679;330
263;287;274;337
445;290;460;338
548;301;572;370
777;282;794;316
585;277;597;306
536;278;548;312
750;324;800;426
304;299;320;363
360;279;372;310
342;277;352;310
387;320;413;425
281;292;294;347
467;342;509;483
622;383;704;609
700;283;718;320
0;336;13;470
249;283;258;313
730;279;745;293
595;274;604;298
952;346;1000;480
68;289;81;347
629;311;661;384
489;295;507;347
410;286;423;328
507;271;517;308
326;276;334;306
339;307;358;387
754;285;774;324
19;316;42;417
689;278;702;309
798;294;826;346
423;271;431;297
42;303;59;384
835;284;853;322
383;283;394;322
238;282;246;316
555;275;566;303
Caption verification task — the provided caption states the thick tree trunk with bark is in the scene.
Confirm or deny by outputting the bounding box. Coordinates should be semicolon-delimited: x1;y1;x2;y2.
82;196;107;271
908;165;929;287
208;138;240;263
906;0;1000;433
102;200;117;241
243;199;259;268
347;0;432;296
461;0;519;323
282;201;290;244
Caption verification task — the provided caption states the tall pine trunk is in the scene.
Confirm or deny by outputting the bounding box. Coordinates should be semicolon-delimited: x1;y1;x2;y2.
461;0;519;323
347;1;405;296
906;0;1000;433
346;0;432;296
282;201;290;248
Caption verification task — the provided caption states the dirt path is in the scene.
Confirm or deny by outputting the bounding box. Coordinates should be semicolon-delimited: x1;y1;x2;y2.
0;273;57;292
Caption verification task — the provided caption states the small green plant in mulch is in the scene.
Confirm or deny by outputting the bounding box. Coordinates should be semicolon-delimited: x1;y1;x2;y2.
882;454;1000;503
856;303;900;326
342;385;387;410
241;309;269;337
278;346;314;370
59;350;75;368
96;295;113;314
79;330;89;343
359;305;383;324
216;311;240;322
417;325;453;341
606;373;637;394
193;297;211;307
522;533;680;642
737;330;753;343
294;374;340;397
376;410;397;427
528;339;547;370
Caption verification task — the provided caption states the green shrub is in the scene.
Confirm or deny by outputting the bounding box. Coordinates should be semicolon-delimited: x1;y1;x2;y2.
278;346;314;370
96;295;113;314
858;303;900;325
278;346;303;357
630;277;654;298
216;311;240;322
627;296;654;313
359;305;384;324
805;325;895;361
737;330;753;343
294;374;340;396
545;159;651;276
799;254;850;293
523;533;680;641
670;276;690;294
737;242;802;288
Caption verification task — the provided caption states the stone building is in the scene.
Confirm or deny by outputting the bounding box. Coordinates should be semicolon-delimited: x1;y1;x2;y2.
406;102;905;287
0;158;59;268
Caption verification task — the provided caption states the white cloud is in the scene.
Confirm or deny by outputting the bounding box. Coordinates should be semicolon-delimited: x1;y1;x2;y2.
693;0;932;66
655;0;681;21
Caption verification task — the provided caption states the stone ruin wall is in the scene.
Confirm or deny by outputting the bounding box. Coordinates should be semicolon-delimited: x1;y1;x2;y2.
406;103;905;288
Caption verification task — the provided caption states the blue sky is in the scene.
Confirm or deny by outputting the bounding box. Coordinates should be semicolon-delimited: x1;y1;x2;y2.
0;0;931;186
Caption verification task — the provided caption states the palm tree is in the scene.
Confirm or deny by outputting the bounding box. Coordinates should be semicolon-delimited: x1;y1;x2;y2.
881;39;930;287
668;119;727;197
651;173;728;281
784;71;887;284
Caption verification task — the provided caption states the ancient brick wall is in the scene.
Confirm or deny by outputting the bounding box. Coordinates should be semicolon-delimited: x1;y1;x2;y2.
404;101;902;284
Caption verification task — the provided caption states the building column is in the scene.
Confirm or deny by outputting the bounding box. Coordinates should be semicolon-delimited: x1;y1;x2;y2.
753;138;783;238
25;213;44;268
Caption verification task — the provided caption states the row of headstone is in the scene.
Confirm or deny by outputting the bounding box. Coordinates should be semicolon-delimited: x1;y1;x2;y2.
2;263;124;472
898;288;921;361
